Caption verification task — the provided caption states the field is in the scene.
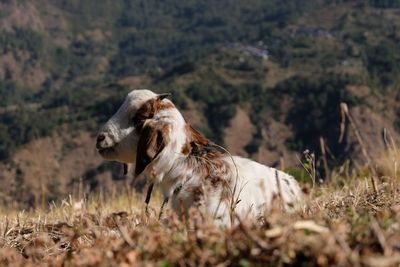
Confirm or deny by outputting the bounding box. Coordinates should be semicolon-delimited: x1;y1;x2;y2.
1;152;400;267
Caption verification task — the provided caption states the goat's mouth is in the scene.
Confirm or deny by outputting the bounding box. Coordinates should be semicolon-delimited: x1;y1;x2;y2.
97;146;116;157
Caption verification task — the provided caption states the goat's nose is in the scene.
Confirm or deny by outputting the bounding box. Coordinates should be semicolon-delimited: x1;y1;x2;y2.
97;133;106;144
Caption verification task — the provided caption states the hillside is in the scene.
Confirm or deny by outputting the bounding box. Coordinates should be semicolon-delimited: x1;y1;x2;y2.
1;0;400;207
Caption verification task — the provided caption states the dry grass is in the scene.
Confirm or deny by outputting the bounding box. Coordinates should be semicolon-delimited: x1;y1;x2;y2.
1;163;400;266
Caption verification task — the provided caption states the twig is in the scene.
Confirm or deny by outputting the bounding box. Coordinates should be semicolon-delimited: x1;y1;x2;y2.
320;137;330;179
112;215;136;248
235;214;269;250
340;103;378;195
383;128;399;179
333;230;360;267
3;216;9;238
158;197;169;220
369;214;391;256
296;150;316;193
275;170;284;209
145;183;154;215
362;254;400;267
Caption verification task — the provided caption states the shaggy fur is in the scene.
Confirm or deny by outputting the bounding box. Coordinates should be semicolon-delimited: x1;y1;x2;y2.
97;89;302;225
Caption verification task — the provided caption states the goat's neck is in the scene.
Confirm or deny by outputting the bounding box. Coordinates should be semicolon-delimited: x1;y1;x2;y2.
157;122;230;198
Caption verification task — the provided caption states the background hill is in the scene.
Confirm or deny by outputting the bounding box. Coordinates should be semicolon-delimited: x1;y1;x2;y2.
1;0;400;208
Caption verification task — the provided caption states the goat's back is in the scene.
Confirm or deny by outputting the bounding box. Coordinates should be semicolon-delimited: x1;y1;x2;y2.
224;156;302;219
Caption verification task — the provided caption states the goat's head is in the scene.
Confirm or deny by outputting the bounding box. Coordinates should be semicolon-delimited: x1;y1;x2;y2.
96;89;172;164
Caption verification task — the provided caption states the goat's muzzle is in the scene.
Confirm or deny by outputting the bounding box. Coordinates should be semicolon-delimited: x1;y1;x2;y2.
96;133;107;149
96;132;116;155
96;133;106;144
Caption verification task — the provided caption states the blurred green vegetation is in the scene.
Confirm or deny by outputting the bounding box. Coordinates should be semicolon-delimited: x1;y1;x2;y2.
271;74;361;158
1;0;400;166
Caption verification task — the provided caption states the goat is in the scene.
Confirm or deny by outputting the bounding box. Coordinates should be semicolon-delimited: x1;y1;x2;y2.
96;89;303;225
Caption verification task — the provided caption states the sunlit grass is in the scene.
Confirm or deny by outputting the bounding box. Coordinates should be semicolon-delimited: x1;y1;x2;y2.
1;152;400;266
0;186;396;265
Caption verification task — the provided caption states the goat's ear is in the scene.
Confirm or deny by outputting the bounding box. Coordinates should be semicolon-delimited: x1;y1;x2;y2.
157;93;171;100
135;122;170;177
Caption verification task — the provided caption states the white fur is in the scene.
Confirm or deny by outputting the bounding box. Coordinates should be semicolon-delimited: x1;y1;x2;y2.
97;89;303;225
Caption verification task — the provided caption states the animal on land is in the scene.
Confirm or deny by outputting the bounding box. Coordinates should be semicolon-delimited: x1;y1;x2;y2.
96;89;302;225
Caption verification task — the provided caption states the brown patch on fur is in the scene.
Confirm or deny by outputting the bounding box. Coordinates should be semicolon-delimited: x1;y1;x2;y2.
186;185;204;207
133;98;175;131
184;124;232;199
186;125;209;147
159;100;175;110
133;97;174;176
185;124;226;162
208;174;225;187
135;121;171;176
181;142;191;155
